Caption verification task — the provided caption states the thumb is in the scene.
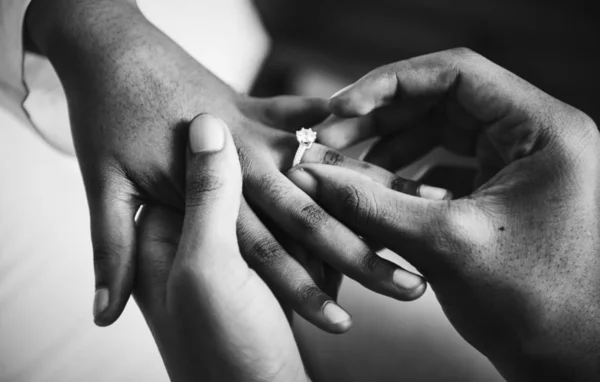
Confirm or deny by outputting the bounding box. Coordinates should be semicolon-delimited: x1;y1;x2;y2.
89;184;138;327
178;114;242;268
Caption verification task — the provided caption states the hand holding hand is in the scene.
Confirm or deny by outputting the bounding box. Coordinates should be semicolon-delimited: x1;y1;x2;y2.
290;49;600;381
134;115;308;382
26;0;434;330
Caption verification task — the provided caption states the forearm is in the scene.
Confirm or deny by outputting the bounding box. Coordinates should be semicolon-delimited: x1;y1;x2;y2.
26;0;149;80
25;0;238;120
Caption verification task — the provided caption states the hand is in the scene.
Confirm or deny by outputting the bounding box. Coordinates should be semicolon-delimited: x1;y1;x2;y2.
26;0;435;330
289;49;600;381
134;115;307;382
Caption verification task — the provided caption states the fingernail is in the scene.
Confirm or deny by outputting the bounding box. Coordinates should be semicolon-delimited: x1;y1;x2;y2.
323;301;352;328
330;84;353;100
392;269;423;290
189;114;226;153
418;185;452;200
93;287;109;318
288;168;317;198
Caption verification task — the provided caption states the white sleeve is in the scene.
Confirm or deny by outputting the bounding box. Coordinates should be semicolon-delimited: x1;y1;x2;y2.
0;0;33;125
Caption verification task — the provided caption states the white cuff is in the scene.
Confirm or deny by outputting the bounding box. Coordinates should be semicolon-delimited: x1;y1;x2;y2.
0;0;33;125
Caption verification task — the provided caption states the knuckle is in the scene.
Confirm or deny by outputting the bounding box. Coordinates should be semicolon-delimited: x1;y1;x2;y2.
253;174;286;205
360;252;382;273
93;241;133;275
93;241;125;263
338;184;377;227
298;204;330;234
444;47;484;77
322;150;346;166
244;237;285;269
567;109;599;143
295;284;324;305
578;111;598;132
430;202;493;256
447;47;479;59
185;172;223;208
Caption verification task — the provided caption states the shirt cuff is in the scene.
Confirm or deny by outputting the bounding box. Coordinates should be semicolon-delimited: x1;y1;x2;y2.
0;0;34;126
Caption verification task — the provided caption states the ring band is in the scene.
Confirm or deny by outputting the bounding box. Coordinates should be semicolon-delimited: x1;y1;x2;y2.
293;127;317;167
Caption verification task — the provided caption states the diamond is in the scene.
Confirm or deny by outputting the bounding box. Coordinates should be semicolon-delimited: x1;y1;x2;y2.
296;127;317;146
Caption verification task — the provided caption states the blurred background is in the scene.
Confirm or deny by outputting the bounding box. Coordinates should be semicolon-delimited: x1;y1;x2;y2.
1;1;597;381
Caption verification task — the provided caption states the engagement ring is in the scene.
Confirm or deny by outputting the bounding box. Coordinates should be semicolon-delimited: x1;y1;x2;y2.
293;128;317;167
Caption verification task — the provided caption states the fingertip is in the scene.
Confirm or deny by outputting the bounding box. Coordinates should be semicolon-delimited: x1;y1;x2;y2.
93;313;114;327
89;194;137;328
92;281;132;327
188;114;227;154
313;115;373;150
322;301;353;333
93;287;110;325
93;298;123;327
418;184;453;201
392;269;427;301
329;89;375;118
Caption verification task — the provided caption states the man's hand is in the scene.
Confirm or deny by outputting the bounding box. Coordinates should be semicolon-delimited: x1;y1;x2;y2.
25;0;434;331
135;115;307;382
290;49;600;381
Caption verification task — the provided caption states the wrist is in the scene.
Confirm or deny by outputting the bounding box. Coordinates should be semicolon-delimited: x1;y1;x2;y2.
492;335;600;382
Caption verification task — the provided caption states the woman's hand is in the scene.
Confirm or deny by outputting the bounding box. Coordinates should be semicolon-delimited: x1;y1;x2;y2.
26;0;433;330
290;49;600;381
134;115;308;382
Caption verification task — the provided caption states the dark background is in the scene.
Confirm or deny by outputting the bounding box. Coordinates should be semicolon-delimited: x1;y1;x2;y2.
250;0;599;196
251;0;599;122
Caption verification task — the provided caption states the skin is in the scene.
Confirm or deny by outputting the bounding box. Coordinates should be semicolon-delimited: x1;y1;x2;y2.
135;115;308;382
290;48;600;381
24;0;437;331
135;50;600;381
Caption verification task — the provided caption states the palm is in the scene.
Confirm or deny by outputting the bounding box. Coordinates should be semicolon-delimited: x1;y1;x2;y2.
134;206;299;382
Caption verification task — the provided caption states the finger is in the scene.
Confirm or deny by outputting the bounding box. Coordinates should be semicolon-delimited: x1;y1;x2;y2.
247;170;427;302
329;48;559;163
303;143;451;200
314;114;376;150
254;206;343;299
237;199;352;334
253;96;330;130
316;99;433;150
89;180;138;327
287;164;449;272
134;205;182;315
328;56;451;118
179;114;241;270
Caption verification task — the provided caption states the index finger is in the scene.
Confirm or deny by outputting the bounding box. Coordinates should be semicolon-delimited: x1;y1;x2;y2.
329;48;530;123
287;163;448;273
329;48;563;164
